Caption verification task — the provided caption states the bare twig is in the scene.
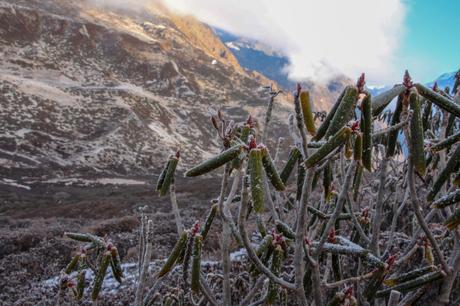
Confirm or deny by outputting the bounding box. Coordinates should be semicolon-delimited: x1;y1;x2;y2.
135;220;153;306
372;111;411;139
370;155;388;256
238;277;267;306
316;160;357;254
261;84;281;143
170;182;184;235
346;195;371;245
404;124;450;273
238;175;296;290
217;165;231;306
323;271;374;288
294;168;315;305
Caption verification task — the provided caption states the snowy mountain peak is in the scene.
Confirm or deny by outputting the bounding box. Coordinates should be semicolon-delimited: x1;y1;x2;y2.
427;70;459;93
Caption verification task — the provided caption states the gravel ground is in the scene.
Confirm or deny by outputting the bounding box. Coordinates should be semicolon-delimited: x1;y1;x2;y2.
0;176;234;305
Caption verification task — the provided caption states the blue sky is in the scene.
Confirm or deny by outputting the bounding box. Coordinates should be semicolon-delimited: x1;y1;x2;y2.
399;0;460;82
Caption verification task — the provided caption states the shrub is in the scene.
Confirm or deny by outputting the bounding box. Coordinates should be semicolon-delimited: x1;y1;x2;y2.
62;70;460;306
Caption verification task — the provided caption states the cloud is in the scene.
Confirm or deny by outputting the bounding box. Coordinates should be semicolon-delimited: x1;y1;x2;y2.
160;0;407;85
88;0;407;85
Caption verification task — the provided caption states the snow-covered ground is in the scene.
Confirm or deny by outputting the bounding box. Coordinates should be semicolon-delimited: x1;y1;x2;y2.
32;177;147;186
0;178;31;190
41;248;248;295
0;177;149;190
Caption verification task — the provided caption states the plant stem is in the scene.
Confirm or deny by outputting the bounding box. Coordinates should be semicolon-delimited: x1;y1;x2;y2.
238;175;296;290
293;169;315;306
238;277;266;306
135;220;153;306
170;182;184;235
404;125;450;273
217;165;231;306
316;160;356;254
370;155;388;256
323;270;374;288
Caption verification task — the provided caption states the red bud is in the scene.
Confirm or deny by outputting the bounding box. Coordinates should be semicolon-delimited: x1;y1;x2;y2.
67;279;76;288
423;239;430;247
327;228;337;243
386;254;397;268
357;73;366;93
403;70;413;89
191;221;200;235
362;207;369;218
246;115;255;128
248;135;257;150
350;120;360;132
344;286;353;297
271;230;284;246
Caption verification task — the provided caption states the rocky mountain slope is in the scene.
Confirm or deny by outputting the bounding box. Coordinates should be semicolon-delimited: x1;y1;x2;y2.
0;0;349;182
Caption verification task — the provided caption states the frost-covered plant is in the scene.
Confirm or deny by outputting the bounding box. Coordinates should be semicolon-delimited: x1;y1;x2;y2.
59;232;123;305
63;69;460;305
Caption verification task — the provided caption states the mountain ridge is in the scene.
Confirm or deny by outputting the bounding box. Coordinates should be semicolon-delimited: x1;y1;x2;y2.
0;0;358;184
0;0;296;181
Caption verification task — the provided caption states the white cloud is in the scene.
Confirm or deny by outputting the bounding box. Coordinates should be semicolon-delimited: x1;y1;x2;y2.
89;0;407;85
161;0;407;85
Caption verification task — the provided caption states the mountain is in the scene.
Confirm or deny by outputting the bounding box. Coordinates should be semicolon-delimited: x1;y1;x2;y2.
0;0;357;184
427;71;459;94
0;0;296;181
213;28;351;111
214;28;292;89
